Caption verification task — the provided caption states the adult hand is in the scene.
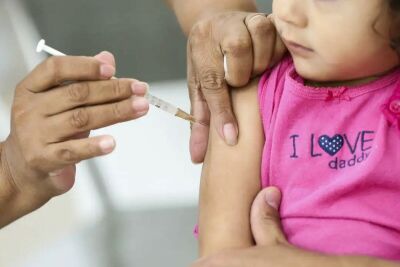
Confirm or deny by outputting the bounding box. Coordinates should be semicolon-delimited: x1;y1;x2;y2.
191;187;398;267
0;52;149;227
187;12;286;163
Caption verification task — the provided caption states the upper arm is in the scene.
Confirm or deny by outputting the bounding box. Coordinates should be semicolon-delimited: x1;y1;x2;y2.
198;78;264;256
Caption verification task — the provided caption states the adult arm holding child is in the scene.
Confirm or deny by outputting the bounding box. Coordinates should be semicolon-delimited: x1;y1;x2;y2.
0;52;149;228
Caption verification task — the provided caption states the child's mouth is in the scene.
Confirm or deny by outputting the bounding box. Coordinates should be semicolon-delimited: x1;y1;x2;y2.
283;38;314;56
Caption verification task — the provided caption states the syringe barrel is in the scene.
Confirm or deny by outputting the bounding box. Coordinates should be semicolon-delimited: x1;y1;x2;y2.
145;93;178;115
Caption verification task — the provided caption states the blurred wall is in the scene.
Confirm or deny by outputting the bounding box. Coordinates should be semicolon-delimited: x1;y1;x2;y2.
23;0;272;82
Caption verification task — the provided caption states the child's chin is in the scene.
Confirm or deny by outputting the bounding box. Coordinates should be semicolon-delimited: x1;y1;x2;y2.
296;68;330;82
294;61;336;83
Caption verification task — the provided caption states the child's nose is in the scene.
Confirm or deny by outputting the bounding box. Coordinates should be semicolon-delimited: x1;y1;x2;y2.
275;0;308;28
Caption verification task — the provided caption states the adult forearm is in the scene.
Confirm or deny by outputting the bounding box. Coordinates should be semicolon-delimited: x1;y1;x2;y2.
166;0;258;35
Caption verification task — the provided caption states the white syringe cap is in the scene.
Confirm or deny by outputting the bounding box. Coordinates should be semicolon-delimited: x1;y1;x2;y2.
36;39;46;53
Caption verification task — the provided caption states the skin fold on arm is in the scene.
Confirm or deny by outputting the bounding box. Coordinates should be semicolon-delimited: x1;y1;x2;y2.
198;79;264;257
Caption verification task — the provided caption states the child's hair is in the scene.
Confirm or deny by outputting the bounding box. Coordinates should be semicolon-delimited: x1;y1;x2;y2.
389;0;400;52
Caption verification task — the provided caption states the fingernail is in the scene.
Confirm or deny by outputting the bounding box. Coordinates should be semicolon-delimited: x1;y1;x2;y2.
267;14;275;23
100;64;115;78
94;51;108;61
248;14;266;25
99;137;115;153
131;82;149;95
265;189;280;210
132;97;149;112
223;123;238;146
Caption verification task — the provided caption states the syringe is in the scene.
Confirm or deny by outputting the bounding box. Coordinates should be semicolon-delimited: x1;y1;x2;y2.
36;39;197;124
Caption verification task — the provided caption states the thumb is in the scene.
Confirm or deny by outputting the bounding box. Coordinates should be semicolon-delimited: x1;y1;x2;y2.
250;187;287;246
48;165;76;196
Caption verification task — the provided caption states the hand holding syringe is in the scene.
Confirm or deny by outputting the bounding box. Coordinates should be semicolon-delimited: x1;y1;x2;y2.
36;39;197;124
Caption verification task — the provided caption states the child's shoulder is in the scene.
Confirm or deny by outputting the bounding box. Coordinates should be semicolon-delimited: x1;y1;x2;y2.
258;55;293;101
259;55;293;88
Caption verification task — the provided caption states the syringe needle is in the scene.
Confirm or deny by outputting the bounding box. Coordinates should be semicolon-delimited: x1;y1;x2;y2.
176;108;196;124
143;92;197;123
36;39;199;124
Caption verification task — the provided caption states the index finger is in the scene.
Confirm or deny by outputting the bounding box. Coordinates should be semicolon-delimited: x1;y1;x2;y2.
18;55;115;93
39;78;137;116
190;37;238;146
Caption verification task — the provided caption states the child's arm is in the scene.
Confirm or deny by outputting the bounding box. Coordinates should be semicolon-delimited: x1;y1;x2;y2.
0;52;149;228
198;78;264;256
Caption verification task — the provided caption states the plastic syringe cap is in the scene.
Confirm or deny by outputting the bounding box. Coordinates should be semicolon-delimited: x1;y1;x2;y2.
36;39;46;53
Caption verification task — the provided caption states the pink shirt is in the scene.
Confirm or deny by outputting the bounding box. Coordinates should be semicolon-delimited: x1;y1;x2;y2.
259;57;400;260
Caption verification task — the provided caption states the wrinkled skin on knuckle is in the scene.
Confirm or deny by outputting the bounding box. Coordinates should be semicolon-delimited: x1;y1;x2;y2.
189;20;213;47
112;79;125;98
107;79;131;100
57;148;78;163
112;102;126;120
70;108;89;129
187;74;200;92
248;15;274;36
67;83;90;103
199;69;225;93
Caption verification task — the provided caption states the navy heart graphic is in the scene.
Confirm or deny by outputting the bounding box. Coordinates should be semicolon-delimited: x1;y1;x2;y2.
318;135;344;156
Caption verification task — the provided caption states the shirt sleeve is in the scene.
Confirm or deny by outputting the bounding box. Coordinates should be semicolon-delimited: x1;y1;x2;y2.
258;55;293;134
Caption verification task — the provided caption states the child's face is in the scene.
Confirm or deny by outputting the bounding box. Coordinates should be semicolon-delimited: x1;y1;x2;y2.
272;0;399;82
